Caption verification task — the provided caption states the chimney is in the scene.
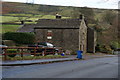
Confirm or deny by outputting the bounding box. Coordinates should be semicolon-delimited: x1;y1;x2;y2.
56;13;62;19
79;14;84;20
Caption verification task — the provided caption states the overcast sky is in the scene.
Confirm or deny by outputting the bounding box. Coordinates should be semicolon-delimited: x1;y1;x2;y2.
2;0;119;9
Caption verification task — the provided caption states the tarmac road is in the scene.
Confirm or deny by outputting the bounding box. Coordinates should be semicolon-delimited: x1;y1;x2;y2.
2;56;118;78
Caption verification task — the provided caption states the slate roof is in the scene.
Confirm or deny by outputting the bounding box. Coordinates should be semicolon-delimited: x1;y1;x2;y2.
17;19;82;32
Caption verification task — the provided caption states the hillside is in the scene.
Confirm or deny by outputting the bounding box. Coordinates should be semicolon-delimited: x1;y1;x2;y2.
1;1;119;49
1;1;117;16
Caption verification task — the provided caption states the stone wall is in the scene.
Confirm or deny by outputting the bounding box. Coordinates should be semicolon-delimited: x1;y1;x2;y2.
34;19;88;53
35;28;79;52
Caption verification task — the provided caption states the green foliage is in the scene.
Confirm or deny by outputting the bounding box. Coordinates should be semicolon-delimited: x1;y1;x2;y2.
70;8;81;18
6;55;66;60
91;24;104;32
110;41;120;50
7;49;17;57
4;13;33;17
59;7;73;17
0;16;19;23
70;7;96;24
38;5;59;14
101;10;116;25
96;44;112;53
80;7;95;23
1;24;21;33
3;32;35;44
1;15;64;23
7;49;17;52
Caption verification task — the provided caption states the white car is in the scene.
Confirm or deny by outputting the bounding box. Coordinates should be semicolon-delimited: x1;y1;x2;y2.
28;42;59;55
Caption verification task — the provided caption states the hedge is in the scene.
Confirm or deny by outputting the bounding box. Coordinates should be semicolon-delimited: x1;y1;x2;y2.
3;32;35;44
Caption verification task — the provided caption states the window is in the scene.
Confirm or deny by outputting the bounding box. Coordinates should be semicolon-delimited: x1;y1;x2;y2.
47;30;52;40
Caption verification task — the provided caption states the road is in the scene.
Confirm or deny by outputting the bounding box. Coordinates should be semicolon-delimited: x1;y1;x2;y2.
2;56;118;78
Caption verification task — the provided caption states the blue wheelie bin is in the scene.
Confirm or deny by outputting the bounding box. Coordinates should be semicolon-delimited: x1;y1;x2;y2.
77;50;83;59
61;53;65;56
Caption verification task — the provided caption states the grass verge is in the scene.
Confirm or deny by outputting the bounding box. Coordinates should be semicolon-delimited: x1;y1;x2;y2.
2;55;67;61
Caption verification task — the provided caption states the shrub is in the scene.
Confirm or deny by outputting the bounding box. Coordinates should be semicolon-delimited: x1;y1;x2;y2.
3;32;35;44
7;49;17;57
110;41;120;50
100;45;112;53
95;44;101;52
96;44;112;54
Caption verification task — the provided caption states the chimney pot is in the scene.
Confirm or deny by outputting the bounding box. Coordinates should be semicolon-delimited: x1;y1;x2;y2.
56;13;62;19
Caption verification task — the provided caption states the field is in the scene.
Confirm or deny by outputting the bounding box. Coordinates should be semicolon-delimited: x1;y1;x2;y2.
1;14;69;23
1;14;69;33
1;14;56;23
1;24;21;33
0;16;19;23
0;14;55;33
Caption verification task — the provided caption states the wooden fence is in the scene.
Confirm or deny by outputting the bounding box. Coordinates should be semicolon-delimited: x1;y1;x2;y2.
0;47;63;60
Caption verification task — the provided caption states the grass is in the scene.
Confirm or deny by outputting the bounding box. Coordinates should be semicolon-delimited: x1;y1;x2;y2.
3;55;67;61
1;24;21;33
0;15;37;23
4;13;33;17
0;16;19;23
1;14;70;23
0;14;70;33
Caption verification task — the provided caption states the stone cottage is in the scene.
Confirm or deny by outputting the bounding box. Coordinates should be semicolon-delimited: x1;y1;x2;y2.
18;16;96;53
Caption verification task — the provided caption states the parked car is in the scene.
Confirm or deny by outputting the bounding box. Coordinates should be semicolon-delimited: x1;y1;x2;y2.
28;42;59;55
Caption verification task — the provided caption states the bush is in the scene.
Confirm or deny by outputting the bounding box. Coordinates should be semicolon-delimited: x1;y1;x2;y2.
110;41;120;50
100;45;112;53
3;32;35;44
96;44;112;53
95;44;101;52
7;49;17;57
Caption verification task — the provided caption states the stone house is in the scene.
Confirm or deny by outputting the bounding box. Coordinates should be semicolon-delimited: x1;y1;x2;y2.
18;16;96;53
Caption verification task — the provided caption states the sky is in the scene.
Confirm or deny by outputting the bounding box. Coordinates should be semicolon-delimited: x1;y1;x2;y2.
2;0;119;9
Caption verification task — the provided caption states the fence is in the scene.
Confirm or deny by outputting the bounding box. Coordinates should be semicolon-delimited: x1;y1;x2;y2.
0;47;63;60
